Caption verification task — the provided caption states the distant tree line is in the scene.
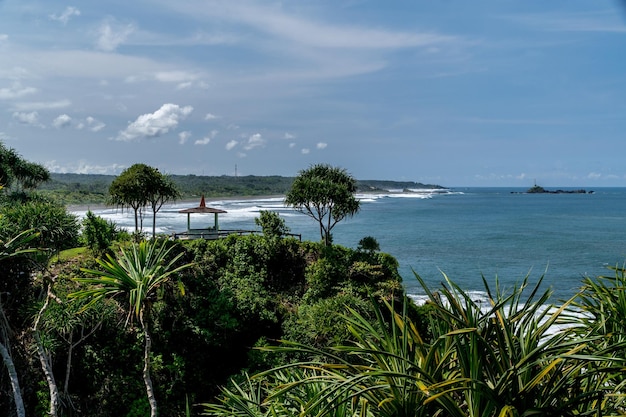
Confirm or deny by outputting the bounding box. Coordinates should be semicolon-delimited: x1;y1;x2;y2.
39;172;444;205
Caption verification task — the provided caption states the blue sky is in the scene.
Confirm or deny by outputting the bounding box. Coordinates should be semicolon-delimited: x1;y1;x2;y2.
1;0;625;187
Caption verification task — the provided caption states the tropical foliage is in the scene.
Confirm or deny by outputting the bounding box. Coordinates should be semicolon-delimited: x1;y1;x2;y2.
3;148;626;417
80;210;122;255
285;164;360;246
0;142;50;191
0;197;80;256
108;163;180;236
70;240;193;417
201;272;626;417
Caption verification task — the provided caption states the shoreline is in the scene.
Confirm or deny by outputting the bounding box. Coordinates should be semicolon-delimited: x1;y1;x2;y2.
67;194;287;213
66;187;450;213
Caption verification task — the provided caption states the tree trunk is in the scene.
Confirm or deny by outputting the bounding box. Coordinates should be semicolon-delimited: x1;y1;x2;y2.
63;331;73;395
0;340;25;417
152;209;157;238
141;320;158;417
32;283;61;417
34;331;60;417
133;207;139;232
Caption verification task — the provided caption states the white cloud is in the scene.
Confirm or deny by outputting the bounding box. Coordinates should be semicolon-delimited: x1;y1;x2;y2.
204;113;218;120
179;131;191;144
225;139;238;150
183;2;456;50
243;133;266;150
154;71;196;83
301;148;310;154
0;34;8;42
289;143;296;148
0;82;38;100
125;71;206;90
12;111;43;127
86;116;106;132
76;116;105;131
177;82;193;90
96;19;135;52
284;132;295;139
115;103;193;141
194;137;211;145
587;172;602;180
195;130;217;145
12;100;71;111
49;7;81;25
316;142;327;149
153;70;204;89
46;160;125;175
53;114;72;128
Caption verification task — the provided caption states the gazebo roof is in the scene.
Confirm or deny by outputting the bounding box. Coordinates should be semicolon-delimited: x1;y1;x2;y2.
178;196;227;214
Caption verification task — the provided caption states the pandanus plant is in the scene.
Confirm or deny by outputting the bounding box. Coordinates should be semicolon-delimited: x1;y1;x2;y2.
70;239;192;417
203;272;614;417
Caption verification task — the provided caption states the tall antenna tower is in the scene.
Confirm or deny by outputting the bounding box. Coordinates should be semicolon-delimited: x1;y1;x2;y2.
235;164;238;177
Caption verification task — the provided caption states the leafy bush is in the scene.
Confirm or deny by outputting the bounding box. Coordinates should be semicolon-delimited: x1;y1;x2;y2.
0;198;80;254
358;235;380;252
254;210;290;238
282;292;372;351
81;210;119;254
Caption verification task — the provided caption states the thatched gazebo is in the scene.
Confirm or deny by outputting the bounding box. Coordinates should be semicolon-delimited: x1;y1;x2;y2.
178;196;227;235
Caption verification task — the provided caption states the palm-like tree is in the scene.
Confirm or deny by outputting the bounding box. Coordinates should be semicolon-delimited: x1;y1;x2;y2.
571;266;626;414
70;239;192;417
214;273;610;417
416;273;604;417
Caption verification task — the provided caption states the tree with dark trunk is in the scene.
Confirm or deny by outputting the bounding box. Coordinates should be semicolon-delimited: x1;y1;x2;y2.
285;164;360;246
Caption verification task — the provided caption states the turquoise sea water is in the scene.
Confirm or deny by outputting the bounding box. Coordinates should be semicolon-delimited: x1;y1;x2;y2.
338;187;626;301
74;187;626;301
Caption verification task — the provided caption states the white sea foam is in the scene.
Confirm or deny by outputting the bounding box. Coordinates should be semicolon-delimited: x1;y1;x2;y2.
408;291;585;337
70;190;457;235
356;188;455;201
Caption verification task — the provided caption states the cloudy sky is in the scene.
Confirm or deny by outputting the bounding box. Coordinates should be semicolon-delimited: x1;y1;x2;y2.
1;1;625;186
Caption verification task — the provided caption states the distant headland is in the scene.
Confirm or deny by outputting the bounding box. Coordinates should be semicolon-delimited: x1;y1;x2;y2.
40;173;447;206
512;184;594;194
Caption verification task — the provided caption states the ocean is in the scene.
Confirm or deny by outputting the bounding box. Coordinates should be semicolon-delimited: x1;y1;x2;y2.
72;187;626;302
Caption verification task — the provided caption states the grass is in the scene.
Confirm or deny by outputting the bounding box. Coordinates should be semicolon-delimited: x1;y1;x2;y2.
57;246;88;260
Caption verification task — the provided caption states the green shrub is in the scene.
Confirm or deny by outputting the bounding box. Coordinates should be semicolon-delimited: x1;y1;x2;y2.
0;198;80;254
254;210;290;238
81;210;119;254
357;235;380;252
282;292;372;351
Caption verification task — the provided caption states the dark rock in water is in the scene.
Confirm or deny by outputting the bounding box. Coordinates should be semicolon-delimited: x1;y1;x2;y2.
512;185;593;194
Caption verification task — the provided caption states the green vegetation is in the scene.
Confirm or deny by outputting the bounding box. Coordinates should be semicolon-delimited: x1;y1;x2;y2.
4;147;626;416
80;210;121;255
254;210;291;238
0;197;80;257
38;173;445;205
71;240;193;417
285;164;360;246
108;164;180;237
0;147;407;415
202;274;622;417
0;142;50;191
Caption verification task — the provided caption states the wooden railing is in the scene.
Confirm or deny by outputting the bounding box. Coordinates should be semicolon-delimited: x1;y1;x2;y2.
172;229;301;241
